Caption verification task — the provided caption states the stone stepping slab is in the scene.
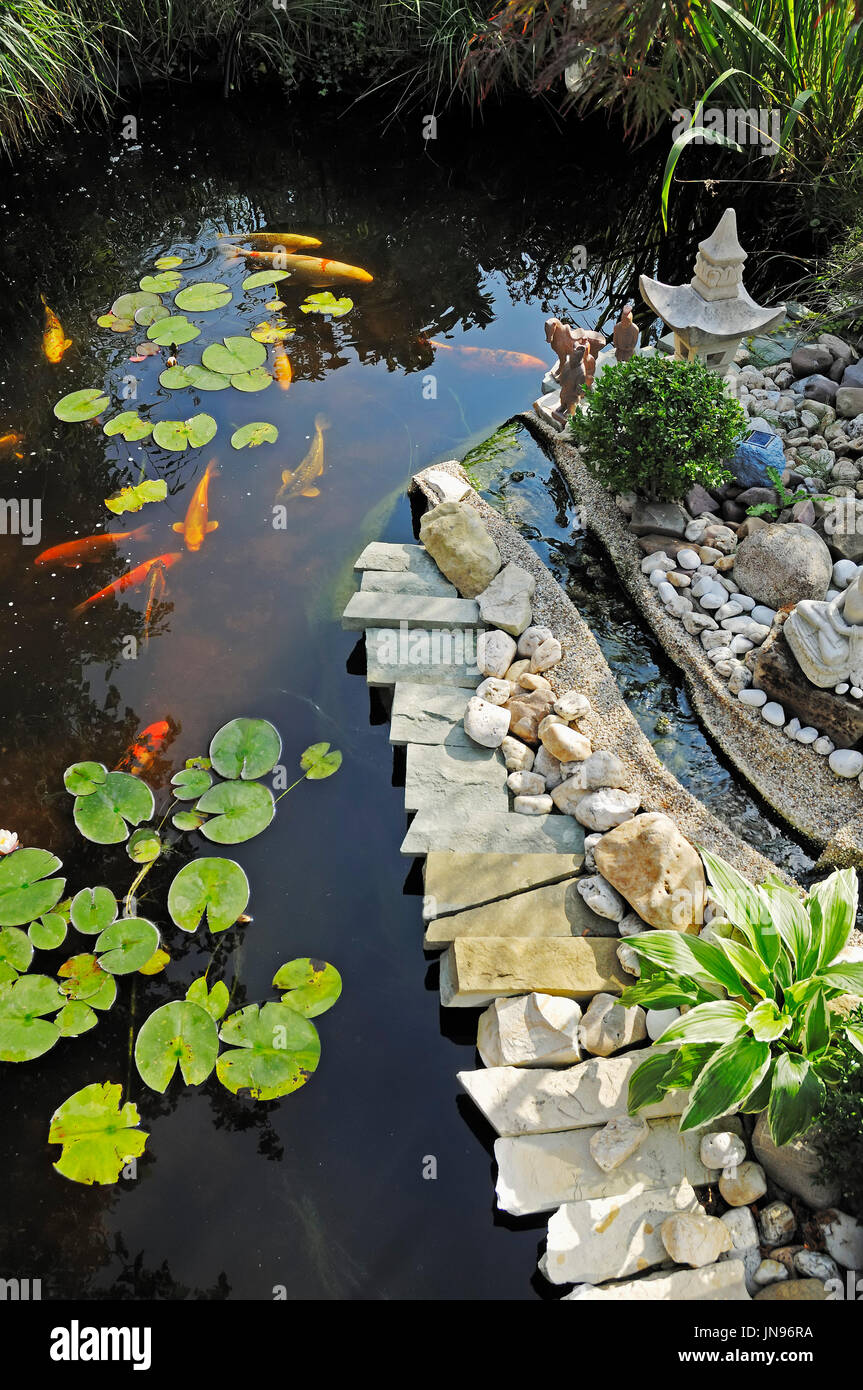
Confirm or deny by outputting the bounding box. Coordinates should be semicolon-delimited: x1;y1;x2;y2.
342;592;480;631
423;851;584;920
540;1181;702;1288
402;803;584;856
458;1053;687;1138
562;1259;750;1301
390;683;474;746
438;936;625;1007
494;1116;715;1216
365;628;483;689
355;541;442;578
405;743;508;815
424;876;617;949
360;569;457;598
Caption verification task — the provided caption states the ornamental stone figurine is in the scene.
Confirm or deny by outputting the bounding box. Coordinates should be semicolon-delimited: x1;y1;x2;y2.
552;343;587;424
785;569;863;689
612;303;639;362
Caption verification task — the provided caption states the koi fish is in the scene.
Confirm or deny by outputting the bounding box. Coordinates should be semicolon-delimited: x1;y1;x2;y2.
72;552;182;617
35;524;151;568
40;294;72;363
115;718;173;775
172;459;219;552
273;344;292;390
427;339;546;371
277;416;329;501
142;559;167;649
218;232;323;251
0;432;23;454
226;250;373;285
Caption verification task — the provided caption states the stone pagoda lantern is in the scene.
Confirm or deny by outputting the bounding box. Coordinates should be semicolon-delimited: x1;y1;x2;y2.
639;208;785;374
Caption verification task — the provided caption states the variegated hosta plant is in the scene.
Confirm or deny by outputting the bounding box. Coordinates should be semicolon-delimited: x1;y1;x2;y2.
621;850;863;1147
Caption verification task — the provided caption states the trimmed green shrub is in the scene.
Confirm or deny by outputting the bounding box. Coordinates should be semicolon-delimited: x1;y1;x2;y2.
813;1004;863;1219
570;354;745;502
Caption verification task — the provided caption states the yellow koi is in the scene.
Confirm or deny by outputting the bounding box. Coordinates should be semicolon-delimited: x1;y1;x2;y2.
41;294;72;363
277;417;329;501
172;459;219;552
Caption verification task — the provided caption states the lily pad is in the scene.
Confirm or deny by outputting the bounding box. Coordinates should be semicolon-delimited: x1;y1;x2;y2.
29;912;68;950
57;954;117;1009
55;1001;98;1036
104;478;167;515
152;415;217;452
217;1001;320;1099
210;717;282;779
97;312;134;333
195;782;275;844
0;926;33;973
266;299;287;311
159;363;230;392
250;322;291;344
167;857;250;934
134;999;219;1092
174;282;232;312
273;958;342;1018
186;977;230;1022
72;771;155;844
155;256;183;270
0;848;65;926
231;421;279;449
139;948;170;976
64;761;106;795
230;368;272;393
0;974;64;1060
134;303;170;327
147;316;200;346
140;272;182;294
201;336;267;376
112;291;162;320
300;741;342;780
70;886;117;935
54;389;110;423
300;292;353;317
172;810;206;832
103;411;154;442
49;1081;148;1185
242;270;291;290
95;917;160;975
127;828;161;864
132;341;160;358
170;767;212;800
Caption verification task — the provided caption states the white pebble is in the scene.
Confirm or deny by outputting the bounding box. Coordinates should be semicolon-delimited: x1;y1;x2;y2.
649;568;669;588
795;726;819;744
761;702;786;726
814;736;835;756
829;748;863;778
853;687;863;699
750;604;777;626
676;548;700;570
646;1007;680;1041
784;717;801;739
641;552;673;574
700;1130;747;1170
835;682;850;695
738;688;767;707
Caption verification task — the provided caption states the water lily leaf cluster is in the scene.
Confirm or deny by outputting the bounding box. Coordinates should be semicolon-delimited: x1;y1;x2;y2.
152;415;217;452
104;479;167;515
103;411;153;443
66;765;155;844
300;292;353;317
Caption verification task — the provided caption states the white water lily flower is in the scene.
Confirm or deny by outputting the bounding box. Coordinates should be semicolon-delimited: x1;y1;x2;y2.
0;830;19;855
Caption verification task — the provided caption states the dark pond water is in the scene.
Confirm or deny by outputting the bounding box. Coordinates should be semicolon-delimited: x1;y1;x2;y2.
0;91;813;1300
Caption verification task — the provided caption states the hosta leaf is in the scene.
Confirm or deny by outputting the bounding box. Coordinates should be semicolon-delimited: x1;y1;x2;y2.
0;848;65;926
64;761;106;795
300;741;342;780
231;421;278;449
152;414;217;451
103;411;153;442
803;988;831;1054
746;999;791;1042
195;782;275;844
300;292;353;317
809;867;858;970
768;1054;825;1146
273;958;342;1017
96;917;160;975
158;364;230;392
209;717;282;779
134;1000;219;1092
140;272;182;294
70;886;117;935
49;1082;147;1185
54;389;110;422
55;1001;98;1037
113;291;161;320
819;962;863;995
186;977;230;1021
171;767;212;800
714;936;775;999
29;912;67;950
147;316;200;346
73;771;154;843
104;479;167;515
700;846;781;969
57;954;117;1009
628;1051;679;1112
651;999;747;1045
127;827;161;864
229;368;272;393
167;857;250;934
242;270;290;290
174;282;231;312
679;1035;771;1132
216;1001;320;1099
760;882;811;971
624;930;748;1001
201;336;267;375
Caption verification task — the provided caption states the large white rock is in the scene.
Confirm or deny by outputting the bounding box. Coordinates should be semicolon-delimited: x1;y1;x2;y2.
475;562;537;636
530;636;563;673
814;1209;863;1270
550;779;588;815
517;625;553;658
554;689;592;722
541;1181;702;1287
700;1130;747;1170
477;992;582;1069
475;676;513;705
477;629;517;678
646;1006;680;1041
421;466;471;503
594;811;705;932
463;696;510;748
577;749;628;789
501;736;534;773
507;770;546;796
578;992;647;1057
719;1161;767;1206
573;788;641;831
661;1211;734;1267
589;1114;650;1172
563;1260;750;1301
541;723;592;762
419;499;501;597
576;875;627;922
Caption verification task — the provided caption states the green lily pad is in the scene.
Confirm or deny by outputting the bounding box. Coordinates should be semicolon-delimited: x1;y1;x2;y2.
127;828;161;864
170;767;212;800
186;977;230;1022
174;282;232;312
242;270;291;290
55;1001;98;1037
172;810;206;832
140;272;182;294
57;954;117;1009
29;912;67;950
201;336;267;376
300;292;353;317
266;300;287;311
230;368;272;393
300;741;343;780
103;411;154;442
152;414;217;451
250;321;292;343
134;999;219;1093
64;761;107;796
134;303;170;327
54;389;110;422
210;717;282;780
155;256;183;270
195;782;275;844
147;316;200;346
0;974;64;1060
0;848;65;926
216;1002;320;1099
70;886;118;935
49;1081;148;1185
97;312;134;333
273;958;342;1018
0;926;33;973
95;917;160;975
139;947;170;975
72;771;155;844
158;363;230;392
167;857;250;934
112;291;162;320
104;478;167;515
231;422;279;449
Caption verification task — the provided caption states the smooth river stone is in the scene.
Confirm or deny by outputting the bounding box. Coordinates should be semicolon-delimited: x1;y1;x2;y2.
418;499;501;598
593;811;705;932
477;992;582;1068
540;1181;702;1287
518;625;553;657
474;562;536;636
588;1113;650;1172
462;696;511;749
439;936;627;1007
478;629;517;678
573;788;641;831
422;850;583;921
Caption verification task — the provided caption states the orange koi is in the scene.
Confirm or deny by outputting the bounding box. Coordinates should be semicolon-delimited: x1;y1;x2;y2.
225;250;373;285
428;340;546;371
40;294;72;363
72;552;182;618
273;345;292;390
172;458;219;552
0;432;23;454
218;232;323;251
115;718;173;775
35;524;151;568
